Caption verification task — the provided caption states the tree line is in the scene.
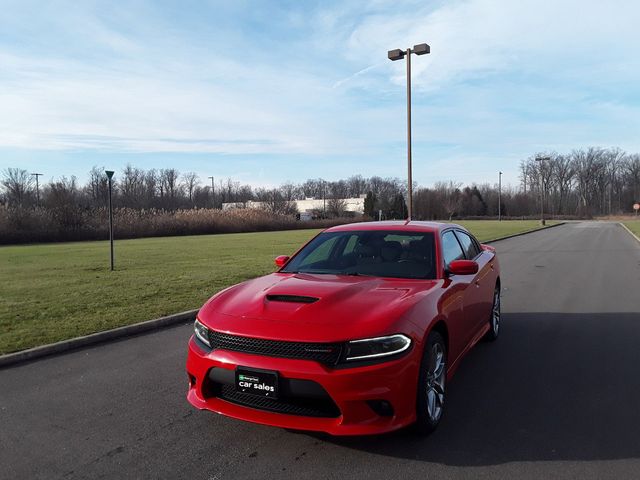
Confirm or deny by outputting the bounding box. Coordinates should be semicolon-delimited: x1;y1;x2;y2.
2;146;639;229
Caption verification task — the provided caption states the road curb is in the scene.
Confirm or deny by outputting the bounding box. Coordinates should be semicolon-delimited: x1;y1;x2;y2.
619;222;640;245
0;309;198;369
484;221;566;244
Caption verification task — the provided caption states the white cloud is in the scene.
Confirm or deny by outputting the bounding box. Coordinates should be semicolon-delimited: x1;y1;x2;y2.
0;0;639;188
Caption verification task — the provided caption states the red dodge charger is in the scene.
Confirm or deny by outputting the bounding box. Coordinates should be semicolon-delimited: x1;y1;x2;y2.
186;221;501;435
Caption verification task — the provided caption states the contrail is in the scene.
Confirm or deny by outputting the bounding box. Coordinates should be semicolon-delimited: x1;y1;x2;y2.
332;62;385;89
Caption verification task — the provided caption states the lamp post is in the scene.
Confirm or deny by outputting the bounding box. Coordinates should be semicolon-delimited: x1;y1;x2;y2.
105;170;115;271
31;173;43;207
388;43;430;221
208;176;215;208
498;171;502;221
535;156;550;225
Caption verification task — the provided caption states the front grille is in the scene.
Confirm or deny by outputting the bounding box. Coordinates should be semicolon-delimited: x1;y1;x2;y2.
217;384;341;418
208;331;343;366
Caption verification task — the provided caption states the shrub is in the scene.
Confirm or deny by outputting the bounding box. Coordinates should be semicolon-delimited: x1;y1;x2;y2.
0;205;363;244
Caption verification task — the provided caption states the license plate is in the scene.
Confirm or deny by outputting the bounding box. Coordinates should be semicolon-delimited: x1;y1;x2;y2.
235;367;279;399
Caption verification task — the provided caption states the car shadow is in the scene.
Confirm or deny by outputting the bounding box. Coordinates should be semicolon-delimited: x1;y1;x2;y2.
310;312;640;466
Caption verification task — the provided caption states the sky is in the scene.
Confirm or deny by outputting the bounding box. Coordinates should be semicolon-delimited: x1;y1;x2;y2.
1;0;639;189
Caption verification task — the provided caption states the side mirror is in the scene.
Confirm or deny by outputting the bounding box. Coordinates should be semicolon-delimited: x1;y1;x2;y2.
274;255;290;268
448;259;479;276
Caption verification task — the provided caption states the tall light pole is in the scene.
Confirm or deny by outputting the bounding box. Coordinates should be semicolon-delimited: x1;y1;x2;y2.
535;156;550;226
31;173;43;207
498;171;502;221
105;170;115;271
388;43;430;221
208;176;215;208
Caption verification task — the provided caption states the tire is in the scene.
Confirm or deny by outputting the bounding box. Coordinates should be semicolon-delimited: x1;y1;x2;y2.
414;331;447;435
483;285;501;342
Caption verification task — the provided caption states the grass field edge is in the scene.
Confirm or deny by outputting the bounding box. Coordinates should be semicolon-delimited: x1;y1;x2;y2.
619;222;640;245
483;221;566;244
0;309;198;369
0;221;566;367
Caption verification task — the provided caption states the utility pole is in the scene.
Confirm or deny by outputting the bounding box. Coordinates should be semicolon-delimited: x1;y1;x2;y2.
105;170;115;271
31;173;43;207
498;171;502;221
208;176;215;208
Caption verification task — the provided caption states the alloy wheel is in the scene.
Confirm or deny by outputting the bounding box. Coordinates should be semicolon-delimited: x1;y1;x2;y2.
425;342;446;423
492;288;501;335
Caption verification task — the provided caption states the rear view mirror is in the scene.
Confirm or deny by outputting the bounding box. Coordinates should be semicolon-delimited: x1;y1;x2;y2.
275;255;290;268
448;260;479;276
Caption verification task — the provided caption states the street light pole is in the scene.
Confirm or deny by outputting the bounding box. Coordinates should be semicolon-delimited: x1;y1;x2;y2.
535;156;550;226
31;173;43;207
498;171;502;221
105;170;115;271
208;176;215;208
406;48;412;221
388;43;430;221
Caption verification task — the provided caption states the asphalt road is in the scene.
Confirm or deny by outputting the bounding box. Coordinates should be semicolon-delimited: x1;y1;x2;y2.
2;222;640;480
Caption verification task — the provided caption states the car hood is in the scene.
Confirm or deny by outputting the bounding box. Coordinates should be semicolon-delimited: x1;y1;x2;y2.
198;272;438;342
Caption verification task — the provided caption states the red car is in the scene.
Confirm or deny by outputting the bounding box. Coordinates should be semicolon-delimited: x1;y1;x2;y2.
186;221;501;435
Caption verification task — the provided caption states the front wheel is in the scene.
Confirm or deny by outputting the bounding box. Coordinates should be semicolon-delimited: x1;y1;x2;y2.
414;331;447;435
484;285;501;341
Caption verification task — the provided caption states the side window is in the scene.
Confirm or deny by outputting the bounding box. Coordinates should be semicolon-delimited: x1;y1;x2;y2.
298;236;338;267
342;235;359;255
441;231;465;266
455;231;481;259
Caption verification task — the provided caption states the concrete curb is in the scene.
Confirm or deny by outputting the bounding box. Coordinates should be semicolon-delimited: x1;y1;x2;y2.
619;222;640;245
0;221;568;369
0;309;198;369
484;221;566;244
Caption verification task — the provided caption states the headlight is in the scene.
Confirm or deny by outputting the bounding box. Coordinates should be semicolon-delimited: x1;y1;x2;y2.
194;319;211;347
343;334;411;362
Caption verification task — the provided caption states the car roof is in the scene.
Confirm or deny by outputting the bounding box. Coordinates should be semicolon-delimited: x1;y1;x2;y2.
324;220;464;234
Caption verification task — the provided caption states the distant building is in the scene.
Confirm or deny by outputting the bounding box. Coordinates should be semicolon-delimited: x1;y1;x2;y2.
222;196;365;220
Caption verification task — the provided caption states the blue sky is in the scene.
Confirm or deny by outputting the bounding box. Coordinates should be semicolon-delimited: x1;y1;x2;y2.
1;0;639;188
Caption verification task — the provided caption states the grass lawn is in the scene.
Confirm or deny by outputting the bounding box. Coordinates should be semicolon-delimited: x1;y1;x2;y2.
0;220;555;354
623;221;640;237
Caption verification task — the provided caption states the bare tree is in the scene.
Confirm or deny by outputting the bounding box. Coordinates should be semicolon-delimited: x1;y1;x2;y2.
625;154;640;203
552;155;575;215
160;168;181;205
327;197;347;218
1;168;34;206
279;182;299;201
435;181;462;220
120;164;145;207
182;172;200;204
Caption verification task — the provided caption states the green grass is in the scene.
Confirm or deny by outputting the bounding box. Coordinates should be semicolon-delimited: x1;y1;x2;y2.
623;221;640;237
0;220;556;354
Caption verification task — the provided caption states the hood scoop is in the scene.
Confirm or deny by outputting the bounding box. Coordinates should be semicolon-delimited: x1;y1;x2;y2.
265;294;319;304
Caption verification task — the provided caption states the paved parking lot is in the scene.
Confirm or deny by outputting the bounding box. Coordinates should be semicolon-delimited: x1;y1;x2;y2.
1;222;640;479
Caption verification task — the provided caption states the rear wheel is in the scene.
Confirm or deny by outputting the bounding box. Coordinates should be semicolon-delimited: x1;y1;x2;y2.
484;285;501;341
414;331;446;435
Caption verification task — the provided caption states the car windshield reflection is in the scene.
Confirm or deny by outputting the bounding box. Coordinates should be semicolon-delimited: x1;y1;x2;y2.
281;230;437;280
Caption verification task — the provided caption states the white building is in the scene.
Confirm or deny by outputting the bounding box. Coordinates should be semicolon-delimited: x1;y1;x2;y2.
222;196;366;219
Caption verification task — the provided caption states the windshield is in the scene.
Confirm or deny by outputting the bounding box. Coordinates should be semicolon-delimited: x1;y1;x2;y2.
281;230;436;279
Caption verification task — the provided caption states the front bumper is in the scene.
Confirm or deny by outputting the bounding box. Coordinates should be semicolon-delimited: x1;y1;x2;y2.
186;336;421;436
